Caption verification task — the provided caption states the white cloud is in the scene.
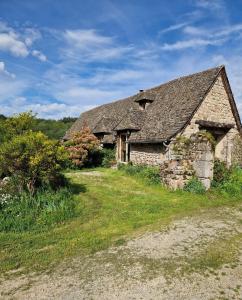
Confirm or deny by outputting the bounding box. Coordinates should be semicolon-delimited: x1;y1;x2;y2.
0;32;29;57
62;29;133;62
0;21;46;61
32;50;47;62
0;99;96;119
183;23;242;38
195;0;224;10
159;22;190;35
161;38;224;51
0;61;15;78
183;26;208;36
64;29;112;49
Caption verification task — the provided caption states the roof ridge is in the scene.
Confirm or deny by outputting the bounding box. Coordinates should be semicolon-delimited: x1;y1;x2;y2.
77;66;224;117
143;65;224;93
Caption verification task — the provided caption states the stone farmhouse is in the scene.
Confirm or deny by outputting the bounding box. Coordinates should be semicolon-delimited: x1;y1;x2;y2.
64;66;242;189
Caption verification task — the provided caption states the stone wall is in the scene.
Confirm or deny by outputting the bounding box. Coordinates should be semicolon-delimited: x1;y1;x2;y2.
130;143;165;166
182;74;240;165
160;134;214;189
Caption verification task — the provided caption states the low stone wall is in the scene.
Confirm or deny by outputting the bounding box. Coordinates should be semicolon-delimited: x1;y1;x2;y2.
160;159;195;190
130;143;165;166
160;134;214;189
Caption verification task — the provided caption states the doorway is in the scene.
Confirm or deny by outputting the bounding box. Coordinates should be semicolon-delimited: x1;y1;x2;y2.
118;133;130;162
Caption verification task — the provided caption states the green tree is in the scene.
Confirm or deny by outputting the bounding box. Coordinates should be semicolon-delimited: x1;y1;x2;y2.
0;111;36;143
34;118;77;140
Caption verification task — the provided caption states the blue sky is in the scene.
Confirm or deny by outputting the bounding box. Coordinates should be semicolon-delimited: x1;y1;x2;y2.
0;0;242;119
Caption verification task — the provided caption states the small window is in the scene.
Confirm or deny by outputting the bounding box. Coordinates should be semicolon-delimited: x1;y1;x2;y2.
138;100;151;110
139;101;146;110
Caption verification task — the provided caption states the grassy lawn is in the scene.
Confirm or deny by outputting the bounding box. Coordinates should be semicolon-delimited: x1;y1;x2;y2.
0;168;241;276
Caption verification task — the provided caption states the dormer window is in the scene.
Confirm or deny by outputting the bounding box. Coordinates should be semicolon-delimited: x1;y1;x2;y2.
135;89;155;110
138;99;152;110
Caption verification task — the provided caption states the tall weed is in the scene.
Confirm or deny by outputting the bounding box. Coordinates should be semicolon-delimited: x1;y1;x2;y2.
0;187;77;232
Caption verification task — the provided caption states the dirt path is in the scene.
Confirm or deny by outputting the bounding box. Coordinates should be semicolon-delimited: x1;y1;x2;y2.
1;206;242;300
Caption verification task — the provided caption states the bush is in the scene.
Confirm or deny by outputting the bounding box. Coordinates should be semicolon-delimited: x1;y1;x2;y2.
101;148;116;167
211;159;242;196
216;166;242;196
0;131;68;194
65;125;100;167
0;187;77;232
183;177;206;194
212;159;231;187
118;163;160;184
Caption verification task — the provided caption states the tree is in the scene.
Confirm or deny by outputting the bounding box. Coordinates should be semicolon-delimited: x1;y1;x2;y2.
65;125;100;167
0;111;36;143
0;131;67;194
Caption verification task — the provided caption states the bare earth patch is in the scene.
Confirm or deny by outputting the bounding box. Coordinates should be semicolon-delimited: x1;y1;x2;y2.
77;171;103;176
1;206;242;300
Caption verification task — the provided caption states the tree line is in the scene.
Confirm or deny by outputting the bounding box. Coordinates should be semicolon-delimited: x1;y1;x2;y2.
0;114;77;140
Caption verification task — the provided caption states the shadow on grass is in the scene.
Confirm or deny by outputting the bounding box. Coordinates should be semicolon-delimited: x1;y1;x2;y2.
69;182;87;194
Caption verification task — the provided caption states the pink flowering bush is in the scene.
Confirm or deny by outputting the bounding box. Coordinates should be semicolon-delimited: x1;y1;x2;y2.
65;125;100;167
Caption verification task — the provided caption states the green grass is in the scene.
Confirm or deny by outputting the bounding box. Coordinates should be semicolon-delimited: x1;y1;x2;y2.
0;168;241;275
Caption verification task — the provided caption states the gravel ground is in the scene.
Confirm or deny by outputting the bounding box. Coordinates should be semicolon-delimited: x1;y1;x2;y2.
1;206;242;300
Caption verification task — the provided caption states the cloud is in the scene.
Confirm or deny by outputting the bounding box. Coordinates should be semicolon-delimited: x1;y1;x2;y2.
25;103;96;119
195;0;224;10
0;32;29;57
0;21;46;60
159;22;190;35
0;61;15;78
161;38;224;51
183;26;207;36
0;98;96;119
183;23;242;38
64;29;112;48
32;50;47;62
62;29;133;62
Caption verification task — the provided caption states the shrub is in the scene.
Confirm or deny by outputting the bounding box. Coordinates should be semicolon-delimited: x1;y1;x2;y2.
183;177;206;194
211;159;242;196
0;187;77;232
216;166;242;196
101;148;116;167
0;111;36;143
118;163;160;184
140;166;161;184
212;159;231;187
65;125;100;167
0;131;68;194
